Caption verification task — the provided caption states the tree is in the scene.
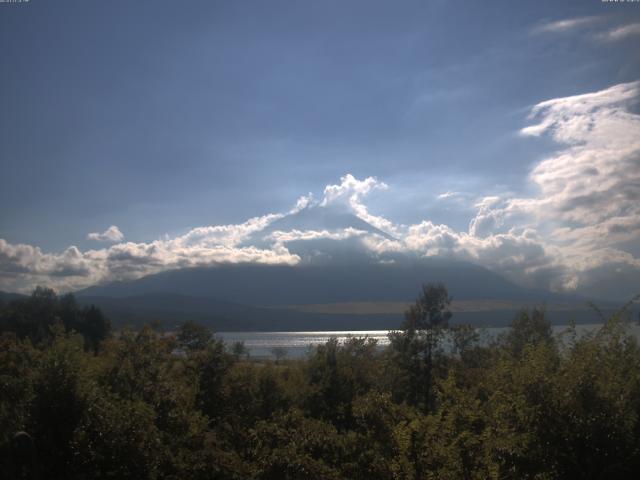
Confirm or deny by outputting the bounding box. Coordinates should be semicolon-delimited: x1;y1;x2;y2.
79;305;111;353
28;331;88;479
9;287;59;343
231;341;249;359
305;338;354;428
501;307;552;358
177;320;213;352
271;346;288;363
0;288;111;351
389;283;452;411
194;340;235;421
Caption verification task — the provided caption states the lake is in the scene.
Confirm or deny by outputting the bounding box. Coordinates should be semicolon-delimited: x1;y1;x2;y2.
218;323;640;358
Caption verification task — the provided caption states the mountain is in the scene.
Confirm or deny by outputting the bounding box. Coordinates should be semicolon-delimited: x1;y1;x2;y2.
73;258;610;331
248;204;396;244
78;259;559;305
241;204;397;264
76;293;407;331
69;204;627;331
0;290;27;303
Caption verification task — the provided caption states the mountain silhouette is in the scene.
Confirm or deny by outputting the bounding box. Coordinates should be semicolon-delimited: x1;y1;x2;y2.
71;205;606;330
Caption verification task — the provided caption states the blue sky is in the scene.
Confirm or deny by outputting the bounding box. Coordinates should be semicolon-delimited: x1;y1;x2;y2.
1;0;640;297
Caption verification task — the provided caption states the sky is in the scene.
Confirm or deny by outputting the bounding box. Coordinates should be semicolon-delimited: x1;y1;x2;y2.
1;0;639;299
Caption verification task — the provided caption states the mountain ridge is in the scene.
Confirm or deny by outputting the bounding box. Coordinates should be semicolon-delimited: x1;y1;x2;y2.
77;259;566;304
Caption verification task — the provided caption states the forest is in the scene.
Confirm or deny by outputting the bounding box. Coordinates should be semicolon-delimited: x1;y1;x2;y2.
1;285;640;479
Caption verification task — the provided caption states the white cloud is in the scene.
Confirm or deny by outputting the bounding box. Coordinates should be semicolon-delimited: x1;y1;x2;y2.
290;193;316;214
0;236;299;294
436;191;460;200
365;82;640;295
320;173;387;208
534;16;600;34
520;81;640;226
87;225;124;243
599;23;640;42
173;213;282;248
482;81;640;292
320;174;398;236
1;215;298;293
2;82;639;297
267;228;367;246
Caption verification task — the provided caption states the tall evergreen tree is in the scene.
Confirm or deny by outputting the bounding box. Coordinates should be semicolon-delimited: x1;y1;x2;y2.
389;283;452;411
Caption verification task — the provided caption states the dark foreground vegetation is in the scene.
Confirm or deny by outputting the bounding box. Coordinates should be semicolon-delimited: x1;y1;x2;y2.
1;286;640;479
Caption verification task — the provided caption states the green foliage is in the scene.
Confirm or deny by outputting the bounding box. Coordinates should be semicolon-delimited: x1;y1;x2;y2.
71;393;162;479
79;305;111;353
0;287;111;351
231;340;249;359
0;333;38;445
193;338;236;422
177;320;213;351
303;336;379;430
500;307;553;358
1;288;640;479
451;323;480;359
389;283;452;410
270;346;288;362
27;331;89;479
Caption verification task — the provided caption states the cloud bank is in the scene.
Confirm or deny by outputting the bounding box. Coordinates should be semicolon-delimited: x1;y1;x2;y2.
1;82;639;299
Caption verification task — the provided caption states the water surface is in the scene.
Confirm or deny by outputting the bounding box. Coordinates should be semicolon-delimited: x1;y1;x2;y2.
218;323;640;358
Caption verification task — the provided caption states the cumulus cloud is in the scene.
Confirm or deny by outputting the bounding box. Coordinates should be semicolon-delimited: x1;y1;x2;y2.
320;173;387;207
173;213;283;248
320;174;398;236
1;216;298;293
267;228;367;246
2;82;639;297
482;81;640;292
87;225;125;243
0;240;97;292
519;81;640;225
325;82;640;295
290;193;315;214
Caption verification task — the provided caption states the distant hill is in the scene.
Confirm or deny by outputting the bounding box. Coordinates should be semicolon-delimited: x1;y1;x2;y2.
70;259;620;331
0;291;27;303
77;259;570;305
75;292;619;332
75;293;406;331
4;198;637;331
